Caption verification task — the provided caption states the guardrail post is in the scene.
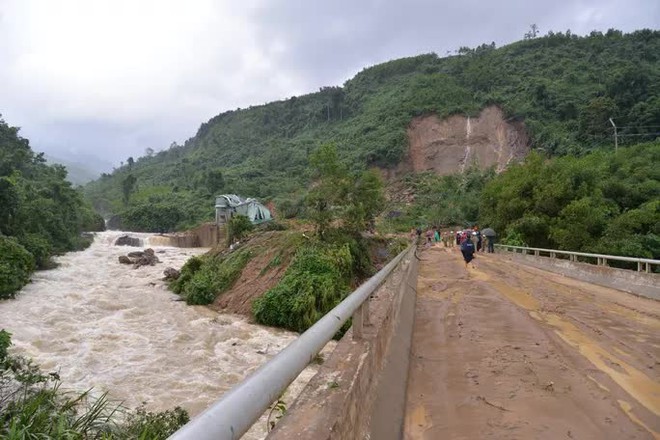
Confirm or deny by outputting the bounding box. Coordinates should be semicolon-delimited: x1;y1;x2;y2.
646;263;650;274
602;258;608;267
534;250;539;256
353;303;364;340
550;252;556;259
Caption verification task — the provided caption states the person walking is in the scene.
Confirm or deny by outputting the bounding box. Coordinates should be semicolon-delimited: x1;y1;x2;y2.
482;228;496;253
470;230;479;251
460;234;476;269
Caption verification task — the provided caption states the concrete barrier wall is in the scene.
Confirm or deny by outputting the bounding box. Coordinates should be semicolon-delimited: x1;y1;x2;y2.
267;248;419;440
146;223;225;248
502;252;660;300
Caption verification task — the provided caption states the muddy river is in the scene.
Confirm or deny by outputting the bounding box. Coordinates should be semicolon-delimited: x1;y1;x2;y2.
0;231;318;438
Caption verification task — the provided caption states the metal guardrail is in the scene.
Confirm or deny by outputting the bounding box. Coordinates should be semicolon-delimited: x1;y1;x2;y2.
495;244;660;273
168;245;413;440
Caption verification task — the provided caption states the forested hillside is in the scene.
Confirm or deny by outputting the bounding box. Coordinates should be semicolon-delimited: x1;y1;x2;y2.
0;118;104;298
84;29;660;232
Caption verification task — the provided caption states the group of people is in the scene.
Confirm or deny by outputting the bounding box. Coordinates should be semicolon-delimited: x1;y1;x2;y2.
412;225;496;269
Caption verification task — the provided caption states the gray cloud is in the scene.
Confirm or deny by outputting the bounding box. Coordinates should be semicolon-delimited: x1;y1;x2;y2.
0;0;658;171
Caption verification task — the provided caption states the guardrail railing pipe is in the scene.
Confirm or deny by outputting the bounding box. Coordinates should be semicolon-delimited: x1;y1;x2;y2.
495;244;659;272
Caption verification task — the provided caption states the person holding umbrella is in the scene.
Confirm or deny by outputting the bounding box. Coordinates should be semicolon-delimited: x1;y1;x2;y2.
482;227;496;253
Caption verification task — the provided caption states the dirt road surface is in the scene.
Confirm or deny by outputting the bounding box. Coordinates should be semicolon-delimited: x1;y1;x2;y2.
403;246;659;439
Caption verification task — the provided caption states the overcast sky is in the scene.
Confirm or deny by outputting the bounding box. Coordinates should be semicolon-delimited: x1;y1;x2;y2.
1;0;658;171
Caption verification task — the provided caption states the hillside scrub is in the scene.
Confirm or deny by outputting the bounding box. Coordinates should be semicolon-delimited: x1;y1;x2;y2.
480;141;660;260
170;248;253;305
252;228;395;333
84;30;660;231
252;241;353;332
381;166;496;232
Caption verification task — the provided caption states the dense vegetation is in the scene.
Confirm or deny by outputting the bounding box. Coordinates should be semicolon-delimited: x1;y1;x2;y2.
0;118;105;299
171;248;253;305
84;29;660;233
0;329;188;439
480;141;660;259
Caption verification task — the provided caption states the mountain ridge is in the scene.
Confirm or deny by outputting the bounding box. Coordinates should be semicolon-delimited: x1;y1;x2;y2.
84;28;660;230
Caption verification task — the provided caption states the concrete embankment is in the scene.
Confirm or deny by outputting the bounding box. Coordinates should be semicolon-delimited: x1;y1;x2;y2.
147;223;224;248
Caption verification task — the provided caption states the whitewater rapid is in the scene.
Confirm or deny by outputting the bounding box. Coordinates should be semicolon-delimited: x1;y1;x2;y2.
0;231;326;438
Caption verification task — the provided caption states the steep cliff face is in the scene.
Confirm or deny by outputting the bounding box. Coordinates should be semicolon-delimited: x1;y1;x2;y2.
401;106;529;175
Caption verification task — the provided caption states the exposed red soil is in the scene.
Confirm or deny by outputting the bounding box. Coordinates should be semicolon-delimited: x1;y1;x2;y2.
209;231;299;317
400;106;529;176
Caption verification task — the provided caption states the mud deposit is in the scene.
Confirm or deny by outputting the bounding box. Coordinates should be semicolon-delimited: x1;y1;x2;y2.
404;246;659;439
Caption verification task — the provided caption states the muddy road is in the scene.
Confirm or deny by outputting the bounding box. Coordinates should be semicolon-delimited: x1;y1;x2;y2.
403;246;659;439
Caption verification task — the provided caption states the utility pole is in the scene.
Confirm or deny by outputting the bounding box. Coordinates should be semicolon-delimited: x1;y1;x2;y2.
609;118;618;152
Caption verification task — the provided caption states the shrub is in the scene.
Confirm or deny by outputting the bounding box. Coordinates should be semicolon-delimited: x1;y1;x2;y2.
227;215;254;244
17;233;53;269
253;243;353;332
80;208;106;232
0;329;10;362
0;235;35;299
170;256;204;294
118;405;189;439
121;202;184;232
172;251;252;305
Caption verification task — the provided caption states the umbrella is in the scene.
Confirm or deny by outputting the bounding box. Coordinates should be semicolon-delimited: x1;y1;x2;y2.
482;228;496;237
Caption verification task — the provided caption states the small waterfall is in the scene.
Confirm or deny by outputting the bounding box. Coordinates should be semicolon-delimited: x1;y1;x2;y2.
460;116;472;173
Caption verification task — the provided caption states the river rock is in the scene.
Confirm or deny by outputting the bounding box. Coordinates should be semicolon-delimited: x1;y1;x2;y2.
117;248;160;268
115;235;142;247
133;248;160;268
163;267;180;281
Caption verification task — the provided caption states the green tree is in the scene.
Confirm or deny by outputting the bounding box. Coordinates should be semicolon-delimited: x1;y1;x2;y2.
344;169;385;232
121;173;137;206
306;144;350;239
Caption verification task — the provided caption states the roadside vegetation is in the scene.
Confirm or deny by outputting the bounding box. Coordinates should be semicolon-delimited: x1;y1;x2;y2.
0;330;188;439
481;141;659;259
0;118;105;299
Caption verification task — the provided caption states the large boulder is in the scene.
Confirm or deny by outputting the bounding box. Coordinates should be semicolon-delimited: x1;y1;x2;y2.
133;248;160;268
115;235;142;247
163;267;180;281
117;248;160;268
